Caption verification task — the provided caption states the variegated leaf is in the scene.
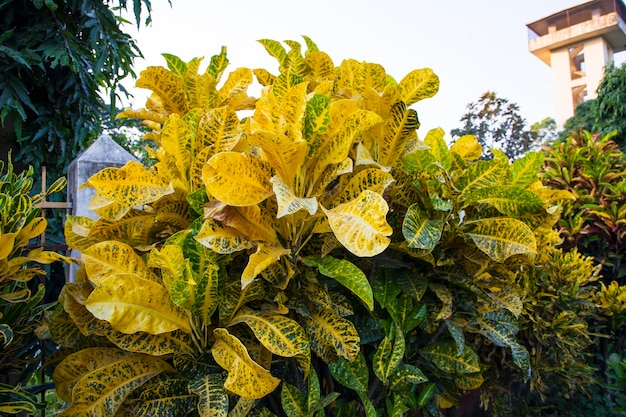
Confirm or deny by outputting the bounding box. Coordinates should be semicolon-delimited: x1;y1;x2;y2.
312;110;382;184
328;352;369;392
211;328;280;400
511;151;544;187
403;203;443;251
462;185;544;216
160;114;192;183
424;128;451;171
194;218;254;254
373;324;405;383
82;241;156;285
147;245;186;290
454;373;484;391
250;131;308;188
105;329;193;356
488;287;523;317
338;168;394;204
136;66;187;114
204;202;277;243
188;374;228;417
241;244;291;289
229;306;310;358
322;190;392;257
217;67;253;106
457;159;509;198
281;383;309;417
304;92;331;136
271;176;318;218
303;255;374;311
130;378;196;417
87;161;174;207
466;218;537;262
196;107;241;155
203;152;273;206
378;102;419;167
55;348;172;415
85;274;191;334
398;68;439;106
450;135;482;162
304;307;360;362
420;341;480;374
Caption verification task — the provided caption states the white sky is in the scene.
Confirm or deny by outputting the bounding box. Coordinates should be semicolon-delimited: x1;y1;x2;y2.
120;0;625;136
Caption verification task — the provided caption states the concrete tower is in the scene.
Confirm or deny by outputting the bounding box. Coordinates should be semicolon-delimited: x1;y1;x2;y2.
527;0;626;127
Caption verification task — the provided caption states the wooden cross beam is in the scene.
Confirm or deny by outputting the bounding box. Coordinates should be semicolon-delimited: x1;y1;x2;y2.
36;166;72;250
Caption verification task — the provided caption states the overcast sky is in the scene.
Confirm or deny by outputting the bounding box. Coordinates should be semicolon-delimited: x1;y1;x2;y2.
120;0;625;136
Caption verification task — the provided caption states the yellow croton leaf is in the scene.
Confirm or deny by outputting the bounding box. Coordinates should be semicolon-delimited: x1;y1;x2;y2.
194;218;255;254
14;217;46;249
81;241;158;285
26;247;71;264
322;190;392;257
211;328;280;400
241;244;291;289
338;168;394;204
88;160;174;208
204;201;277;243
0;232;16;260
85;273;191;335
203;152;273;207
397;67;440;107
450;135;482;162
229;306;310;359
249;131;308;188
196;106;242;155
311;110;382;185
136;66;187;115
116;108;168;126
160;114;193;182
64;215;100;252
88;192;130;222
270;176;318;218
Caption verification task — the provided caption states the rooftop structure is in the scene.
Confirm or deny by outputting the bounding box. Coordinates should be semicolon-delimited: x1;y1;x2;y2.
527;0;626;127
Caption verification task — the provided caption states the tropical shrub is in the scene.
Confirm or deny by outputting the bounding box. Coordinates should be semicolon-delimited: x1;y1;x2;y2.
51;38;589;417
537;130;626;416
0;156;68;415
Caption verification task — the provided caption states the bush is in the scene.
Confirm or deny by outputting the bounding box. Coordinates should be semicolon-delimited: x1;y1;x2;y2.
0;157;68;415
50;38;604;416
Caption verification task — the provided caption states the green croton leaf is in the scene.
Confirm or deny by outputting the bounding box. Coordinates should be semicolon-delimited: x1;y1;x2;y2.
328;352;369;393
461;185;544;217
303;255;374;311
420;340;481;374
188;374;228;417
402;203;443;251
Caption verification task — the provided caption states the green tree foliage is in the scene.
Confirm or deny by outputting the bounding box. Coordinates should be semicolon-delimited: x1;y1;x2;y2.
593;62;626;151
560;63;626;151
450;91;539;160
0;0;161;180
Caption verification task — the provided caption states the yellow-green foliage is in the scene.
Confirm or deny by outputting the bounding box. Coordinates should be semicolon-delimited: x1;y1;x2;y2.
0;158;68;415
51;37;591;417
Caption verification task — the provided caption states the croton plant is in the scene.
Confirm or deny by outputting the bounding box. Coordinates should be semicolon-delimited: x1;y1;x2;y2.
49;37;588;416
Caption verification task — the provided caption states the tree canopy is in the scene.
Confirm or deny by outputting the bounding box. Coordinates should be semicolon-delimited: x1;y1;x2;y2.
0;0;160;179
450;91;540;160
560;62;626;151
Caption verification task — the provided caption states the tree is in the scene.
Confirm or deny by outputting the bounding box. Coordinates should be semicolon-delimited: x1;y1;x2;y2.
450;91;538;160
592;62;626;151
560;62;626;151
0;0;163;181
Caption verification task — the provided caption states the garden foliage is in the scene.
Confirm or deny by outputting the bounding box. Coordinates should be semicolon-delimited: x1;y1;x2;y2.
0;157;68;415
50;38;603;416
